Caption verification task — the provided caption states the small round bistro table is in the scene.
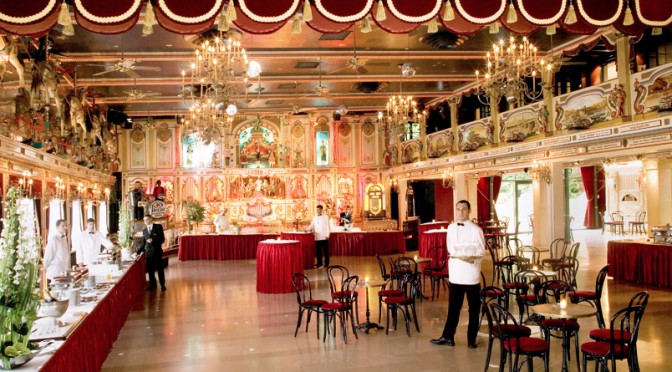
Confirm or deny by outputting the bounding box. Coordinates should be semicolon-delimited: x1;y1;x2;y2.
356;279;388;334
256;239;302;294
532;303;596;372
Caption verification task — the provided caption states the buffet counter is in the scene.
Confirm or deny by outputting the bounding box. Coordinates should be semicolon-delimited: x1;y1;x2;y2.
607;240;672;288
329;231;405;256
20;255;146;371
178;233;278;261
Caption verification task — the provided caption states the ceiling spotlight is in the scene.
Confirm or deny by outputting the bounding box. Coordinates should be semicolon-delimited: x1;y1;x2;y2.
248;60;262;78
400;62;416;77
336;105;348;115
226;103;238;116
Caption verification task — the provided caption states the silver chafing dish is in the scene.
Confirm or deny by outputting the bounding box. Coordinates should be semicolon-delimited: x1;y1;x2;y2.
652;225;672;244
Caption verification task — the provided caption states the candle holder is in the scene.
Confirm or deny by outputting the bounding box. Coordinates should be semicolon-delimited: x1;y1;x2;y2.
18;170;33;198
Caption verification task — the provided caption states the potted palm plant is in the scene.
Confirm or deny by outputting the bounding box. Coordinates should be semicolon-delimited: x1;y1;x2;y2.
117;201;134;260
182;200;205;234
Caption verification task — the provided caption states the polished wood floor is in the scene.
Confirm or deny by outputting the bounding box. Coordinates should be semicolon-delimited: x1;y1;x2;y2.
102;231;671;371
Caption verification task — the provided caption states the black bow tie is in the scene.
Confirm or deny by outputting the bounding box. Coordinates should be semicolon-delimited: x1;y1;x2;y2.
88;232;95;235
61;234;66;238
457;223;465;226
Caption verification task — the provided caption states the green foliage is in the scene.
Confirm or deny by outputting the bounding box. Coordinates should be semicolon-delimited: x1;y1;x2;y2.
117;202;133;250
183;200;205;224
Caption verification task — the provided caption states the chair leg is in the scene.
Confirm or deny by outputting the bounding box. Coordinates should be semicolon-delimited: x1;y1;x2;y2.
385;305;391;335
305;309;312;333
355;298;360;324
574;331;581;371
316;310;321;340
526;356;533;372
378;296;383;323
410;303;420;332
294;308;304;337
349;308;359;340
484;335;494;372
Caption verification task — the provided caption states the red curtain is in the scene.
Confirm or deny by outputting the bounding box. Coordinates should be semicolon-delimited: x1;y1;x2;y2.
434;180;454;222
581;166;605;229
477;176;502;222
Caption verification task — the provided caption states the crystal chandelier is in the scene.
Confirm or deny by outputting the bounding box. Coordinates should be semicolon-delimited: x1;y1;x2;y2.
531;160;552;184
474;36;552;106
179;30;261;142
381;95;421;142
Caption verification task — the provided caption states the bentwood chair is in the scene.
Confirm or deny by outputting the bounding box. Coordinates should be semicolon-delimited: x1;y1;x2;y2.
321;275;359;343
513;270;548;324
393;256;420;300
541;238;568;270
382;273;420;337
488;239;514;284
491;303;550;372
291;273;328;339
481;288;532;372
516;246;541;270
422;245;447;293
572;265;609;328
326;265;360;324
581;305;645;372
589;291;649;372
629;211;647;235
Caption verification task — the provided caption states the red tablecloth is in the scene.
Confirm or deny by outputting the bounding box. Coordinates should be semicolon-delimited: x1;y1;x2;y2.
419;222;450;253
419;230;448;268
256;240;304;293
41;256;146;372
329;231;406;256
281;232;315;269
178;234;276;261
608;240;672;287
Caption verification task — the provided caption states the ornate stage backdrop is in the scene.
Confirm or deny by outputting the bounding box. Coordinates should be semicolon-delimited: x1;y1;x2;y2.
120;113;391;231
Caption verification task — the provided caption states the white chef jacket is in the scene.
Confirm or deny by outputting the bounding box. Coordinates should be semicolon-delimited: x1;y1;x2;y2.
43;234;71;279
308;214;330;241
214;214;229;231
76;229;114;266
446;220;486;285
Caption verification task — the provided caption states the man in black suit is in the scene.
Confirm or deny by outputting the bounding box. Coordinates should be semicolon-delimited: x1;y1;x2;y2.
137;214;166;291
339;206;353;226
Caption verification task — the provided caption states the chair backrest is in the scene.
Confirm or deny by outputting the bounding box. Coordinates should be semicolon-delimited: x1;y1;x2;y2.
516;245;541;268
539;280;574;303
397;272;416;299
375;255;388;278
326;265;350;294
638;211;647;223
395;256;418;274
427;245;447;269
611;211;624;223
490;303;529;349
341;275;359;305
549;238;568;259
480;271;487;289
480;286;504;331
564;242;580;260
498;255;517;284
514;270;548;302
609;306;645;358
291;273;313;305
528;214;534;227
628;291;649;313
595;265;609;297
558;256;579;288
507;238;522;255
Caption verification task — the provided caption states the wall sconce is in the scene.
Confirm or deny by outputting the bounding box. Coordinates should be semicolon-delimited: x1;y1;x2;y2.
531;160;552;184
442;169;455;189
18;170;33;198
389;176;399;192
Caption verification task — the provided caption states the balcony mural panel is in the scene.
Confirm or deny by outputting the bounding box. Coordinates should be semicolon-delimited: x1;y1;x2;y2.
499;102;545;143
554;81;624;131
459;118;491;152
426;129;453;158
631;62;672;116
401;139;422;164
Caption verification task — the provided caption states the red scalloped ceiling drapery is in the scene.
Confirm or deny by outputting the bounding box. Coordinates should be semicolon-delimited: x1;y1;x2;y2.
0;0;670;35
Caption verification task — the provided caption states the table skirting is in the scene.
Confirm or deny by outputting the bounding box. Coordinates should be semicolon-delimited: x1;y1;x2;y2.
41;256;146;371
178;234;275;261
419;222;449;252
281;232;315;269
256;241;304;294
607;240;672;287
328;231;405;256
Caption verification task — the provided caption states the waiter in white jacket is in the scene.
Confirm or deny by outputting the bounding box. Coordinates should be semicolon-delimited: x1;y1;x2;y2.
306;205;330;268
43;219;70;279
76;218;114;266
431;200;485;348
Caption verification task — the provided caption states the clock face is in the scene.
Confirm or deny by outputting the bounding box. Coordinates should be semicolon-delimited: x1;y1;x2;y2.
131;129;145;142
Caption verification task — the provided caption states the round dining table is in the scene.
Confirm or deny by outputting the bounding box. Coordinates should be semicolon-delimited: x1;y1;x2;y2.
532;303;596;372
256;239;303;294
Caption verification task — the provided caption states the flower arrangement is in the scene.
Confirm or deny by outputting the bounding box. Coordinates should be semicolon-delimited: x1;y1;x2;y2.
182;200;205;233
0;187;42;369
117;201;133;251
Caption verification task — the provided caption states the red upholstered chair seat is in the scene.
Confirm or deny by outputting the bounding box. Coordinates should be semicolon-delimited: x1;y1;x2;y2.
332;290;359;298
303;300;328;307
383;296;413;305
581;341;629;358
378;289;404;297
503;282;529;290
573;290;596;298
589;328;632;342
322;302;349;311
484;288;505;296
518;294;536;302
503;337;549;353
493;324;532;337
540;318;580;330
